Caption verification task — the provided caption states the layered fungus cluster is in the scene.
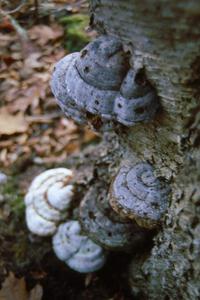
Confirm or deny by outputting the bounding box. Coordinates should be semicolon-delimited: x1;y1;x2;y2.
51;35;159;129
25;35;171;274
24;168;107;273
25;163;170;273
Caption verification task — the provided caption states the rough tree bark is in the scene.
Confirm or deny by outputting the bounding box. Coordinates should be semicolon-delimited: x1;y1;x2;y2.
87;1;200;299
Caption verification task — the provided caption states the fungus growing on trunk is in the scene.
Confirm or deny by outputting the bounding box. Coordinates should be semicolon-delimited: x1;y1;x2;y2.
109;163;171;229
51;35;159;129
51;54;87;124
114;69;159;126
25;168;74;236
52;220;106;273
79;184;148;251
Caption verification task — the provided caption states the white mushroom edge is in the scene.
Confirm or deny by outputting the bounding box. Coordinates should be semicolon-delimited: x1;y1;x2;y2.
25;168;74;236
52;220;107;273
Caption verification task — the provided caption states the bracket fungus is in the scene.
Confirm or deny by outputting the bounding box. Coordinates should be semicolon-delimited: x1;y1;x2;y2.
52;220;106;273
51;53;87;124
109;163;171;229
76;35;128;90
114;69;159;126
25;168;74;236
51;35;159;128
79;185;147;251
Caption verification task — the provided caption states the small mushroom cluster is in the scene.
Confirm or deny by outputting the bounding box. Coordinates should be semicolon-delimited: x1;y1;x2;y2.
25;168;74;236
51;35;159;129
24;163;170;273
24;168;107;273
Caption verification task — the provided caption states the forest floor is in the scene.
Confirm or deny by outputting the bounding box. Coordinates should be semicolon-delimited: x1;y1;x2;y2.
0;1;134;299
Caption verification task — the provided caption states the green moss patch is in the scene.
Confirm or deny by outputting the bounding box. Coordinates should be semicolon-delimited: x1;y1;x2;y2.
2;179;25;223
59;14;90;52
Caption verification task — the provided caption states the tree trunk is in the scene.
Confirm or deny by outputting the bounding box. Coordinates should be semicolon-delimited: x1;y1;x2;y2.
89;1;200;299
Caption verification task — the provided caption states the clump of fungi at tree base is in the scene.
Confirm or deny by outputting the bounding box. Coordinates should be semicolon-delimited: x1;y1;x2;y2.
24;35;170;274
24;162;170;273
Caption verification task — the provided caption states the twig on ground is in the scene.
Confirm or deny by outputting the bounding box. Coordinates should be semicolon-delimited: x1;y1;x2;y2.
0;8;28;40
0;0;26;15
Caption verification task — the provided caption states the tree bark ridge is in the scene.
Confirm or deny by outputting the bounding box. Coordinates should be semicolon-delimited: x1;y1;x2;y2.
90;1;200;299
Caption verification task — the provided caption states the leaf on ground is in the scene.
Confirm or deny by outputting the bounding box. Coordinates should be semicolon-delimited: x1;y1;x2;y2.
0;18;15;32
24;53;44;70
0;272;43;300
0;108;28;135
28;284;43;300
0;33;14;43
85;273;95;287
7;83;47;114
28;25;64;46
0;10;94;167
60;118;78;133
83;128;99;143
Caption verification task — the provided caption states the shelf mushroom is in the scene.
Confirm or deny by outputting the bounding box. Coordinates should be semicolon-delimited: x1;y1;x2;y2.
109;163;171;229
51;35;160;128
51;35;127;124
52;220;106;273
51;53;87;124
79;184;147;251
114;69;159;126
25;168;74;236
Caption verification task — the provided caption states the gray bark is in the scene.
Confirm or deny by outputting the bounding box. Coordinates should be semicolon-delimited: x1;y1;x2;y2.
89;1;200;299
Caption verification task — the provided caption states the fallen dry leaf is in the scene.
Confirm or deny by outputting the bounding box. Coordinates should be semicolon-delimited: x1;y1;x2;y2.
28;284;43;300
0;8;94;168
0;149;7;162
0;17;15;32
4;88;20;103
83;128;99;143
0;108;28;135
26;112;62;123
0;33;14;43
28;25;64;46
0;273;26;300
0;140;13;147
7;84;47;113
60;118;78;132
24;53;44;70
0;272;43;300
85;273;95;287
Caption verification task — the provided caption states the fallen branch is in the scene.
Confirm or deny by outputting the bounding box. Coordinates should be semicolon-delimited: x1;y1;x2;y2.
0;0;26;15
26;112;63;124
0;8;28;41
